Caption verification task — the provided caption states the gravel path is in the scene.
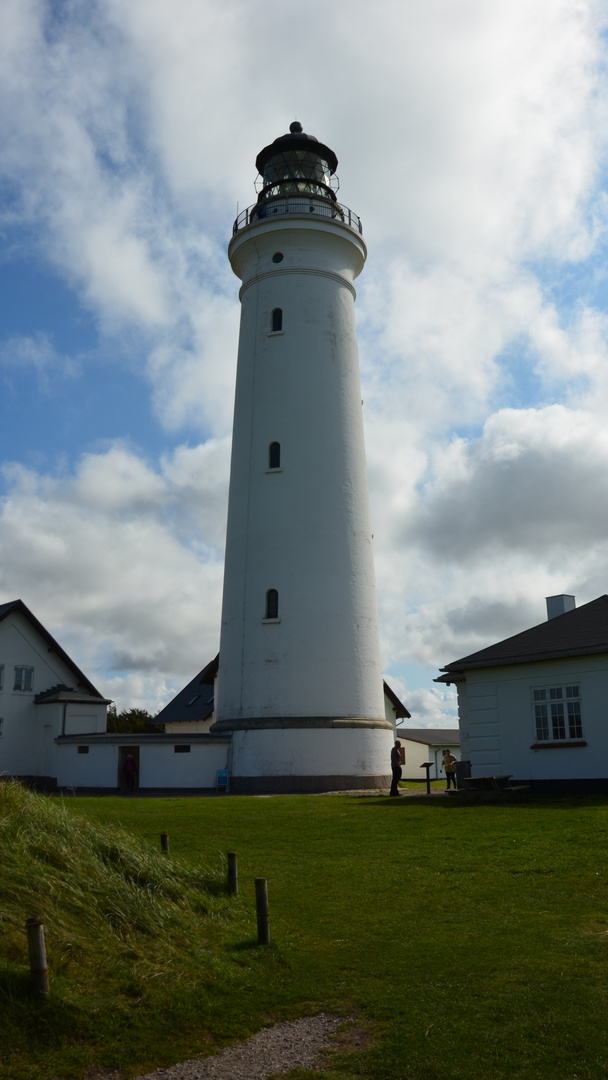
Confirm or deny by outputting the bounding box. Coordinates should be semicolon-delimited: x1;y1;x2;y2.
136;1014;350;1080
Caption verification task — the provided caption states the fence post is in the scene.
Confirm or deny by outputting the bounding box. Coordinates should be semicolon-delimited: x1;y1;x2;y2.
255;878;270;945
25;917;49;996
161;832;169;853
227;852;238;896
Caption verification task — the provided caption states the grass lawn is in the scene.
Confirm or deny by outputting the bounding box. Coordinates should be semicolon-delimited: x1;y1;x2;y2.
3;785;608;1079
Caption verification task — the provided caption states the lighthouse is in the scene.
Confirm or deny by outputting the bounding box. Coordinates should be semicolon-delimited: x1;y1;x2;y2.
212;122;393;792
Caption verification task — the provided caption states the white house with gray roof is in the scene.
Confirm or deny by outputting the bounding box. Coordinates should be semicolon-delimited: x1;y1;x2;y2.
437;594;608;793
0;600;230;793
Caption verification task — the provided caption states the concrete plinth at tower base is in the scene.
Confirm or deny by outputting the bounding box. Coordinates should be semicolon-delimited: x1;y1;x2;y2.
222;722;395;795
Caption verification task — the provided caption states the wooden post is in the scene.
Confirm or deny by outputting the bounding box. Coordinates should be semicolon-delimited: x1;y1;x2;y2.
160;832;169;853
25;917;49;996
255;877;270;945
227;852;238;895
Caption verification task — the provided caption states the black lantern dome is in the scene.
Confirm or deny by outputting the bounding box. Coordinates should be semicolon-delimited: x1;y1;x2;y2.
255;121;339;205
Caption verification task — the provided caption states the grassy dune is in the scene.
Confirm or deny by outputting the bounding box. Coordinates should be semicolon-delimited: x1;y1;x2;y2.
0;781;271;1079
3;782;608;1079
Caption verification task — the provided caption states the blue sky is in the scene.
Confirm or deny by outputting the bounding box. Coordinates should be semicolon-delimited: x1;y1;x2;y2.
2;0;608;724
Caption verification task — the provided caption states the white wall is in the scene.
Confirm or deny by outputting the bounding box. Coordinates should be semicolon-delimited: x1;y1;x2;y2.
139;742;229;788
232;725;393;780
459;655;608;780
54;738;231;790
55;744;118;787
0;611;106;778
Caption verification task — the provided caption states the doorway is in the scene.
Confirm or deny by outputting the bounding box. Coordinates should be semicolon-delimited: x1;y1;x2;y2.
118;746;140;793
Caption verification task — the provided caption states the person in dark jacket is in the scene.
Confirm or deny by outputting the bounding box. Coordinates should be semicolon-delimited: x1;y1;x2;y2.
390;740;403;796
123;753;137;792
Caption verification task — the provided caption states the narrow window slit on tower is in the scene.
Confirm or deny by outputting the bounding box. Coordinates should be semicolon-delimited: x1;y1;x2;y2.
268;442;280;469
271;308;282;332
265;589;279;620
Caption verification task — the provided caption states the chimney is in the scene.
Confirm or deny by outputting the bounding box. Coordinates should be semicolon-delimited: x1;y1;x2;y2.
546;594;576;620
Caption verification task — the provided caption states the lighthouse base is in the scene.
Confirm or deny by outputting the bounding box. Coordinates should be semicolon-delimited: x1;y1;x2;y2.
224;723;395;795
229;772;391;795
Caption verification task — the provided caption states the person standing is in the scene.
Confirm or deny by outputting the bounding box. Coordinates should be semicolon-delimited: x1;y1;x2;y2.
390;741;403;796
442;749;457;790
123;753;137;793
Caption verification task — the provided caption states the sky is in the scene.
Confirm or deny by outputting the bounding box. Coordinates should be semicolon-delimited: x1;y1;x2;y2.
1;0;608;726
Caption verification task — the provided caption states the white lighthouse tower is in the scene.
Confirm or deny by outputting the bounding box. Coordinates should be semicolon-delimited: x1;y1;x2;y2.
213;122;393;792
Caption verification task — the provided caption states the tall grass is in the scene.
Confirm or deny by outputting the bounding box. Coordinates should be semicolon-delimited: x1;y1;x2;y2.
0;780;268;1080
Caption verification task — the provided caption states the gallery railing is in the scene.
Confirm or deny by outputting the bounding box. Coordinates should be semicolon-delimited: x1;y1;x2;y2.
233;197;363;236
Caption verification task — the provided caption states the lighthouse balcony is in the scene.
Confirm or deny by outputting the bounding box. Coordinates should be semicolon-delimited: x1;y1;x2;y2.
233;196;363;236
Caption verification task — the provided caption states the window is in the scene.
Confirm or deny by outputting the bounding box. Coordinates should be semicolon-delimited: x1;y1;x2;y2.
77;745;89;755
0;718;3;737
14;666;34;692
271;308;283;332
0;665;3;690
272;252;284;263
174;744;191;754
533;684;583;742
265;589;279;620
268;442;281;469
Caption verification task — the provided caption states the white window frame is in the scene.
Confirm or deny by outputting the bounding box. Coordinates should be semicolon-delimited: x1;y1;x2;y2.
14;666;34;692
532;683;583;743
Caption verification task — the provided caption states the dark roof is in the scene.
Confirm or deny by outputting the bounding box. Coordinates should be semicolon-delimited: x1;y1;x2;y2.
56;731;230;745
440;595;608;674
154;655;219;726
396;727;460;747
0;600;107;699
256;122;338;175
383;680;411;719
35;684;112;706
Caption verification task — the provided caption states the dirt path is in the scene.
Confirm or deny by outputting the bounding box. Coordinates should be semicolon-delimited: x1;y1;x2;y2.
135;1014;353;1080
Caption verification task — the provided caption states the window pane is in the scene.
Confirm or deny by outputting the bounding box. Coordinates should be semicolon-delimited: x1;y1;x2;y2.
551;703;566;739
266;589;279;619
269;442;281;469
271;308;283;332
23;668;33;691
567;701;583;738
566;685;580;698
549;687;563;700
535;704;549;741
533;689;546;701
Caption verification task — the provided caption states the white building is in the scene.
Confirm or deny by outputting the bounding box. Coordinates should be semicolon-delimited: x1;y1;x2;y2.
437;594;608;793
0;599;110;789
0;600;230;793
213;122;394;793
395;728;460;781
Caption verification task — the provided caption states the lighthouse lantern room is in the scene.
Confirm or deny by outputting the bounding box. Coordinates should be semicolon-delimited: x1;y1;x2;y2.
213;123;393;793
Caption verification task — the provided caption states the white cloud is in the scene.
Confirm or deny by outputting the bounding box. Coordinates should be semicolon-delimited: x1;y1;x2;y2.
1;1;608;717
0;441;230;710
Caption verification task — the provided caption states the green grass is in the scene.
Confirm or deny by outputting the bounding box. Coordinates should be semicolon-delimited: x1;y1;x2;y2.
3;783;608;1079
